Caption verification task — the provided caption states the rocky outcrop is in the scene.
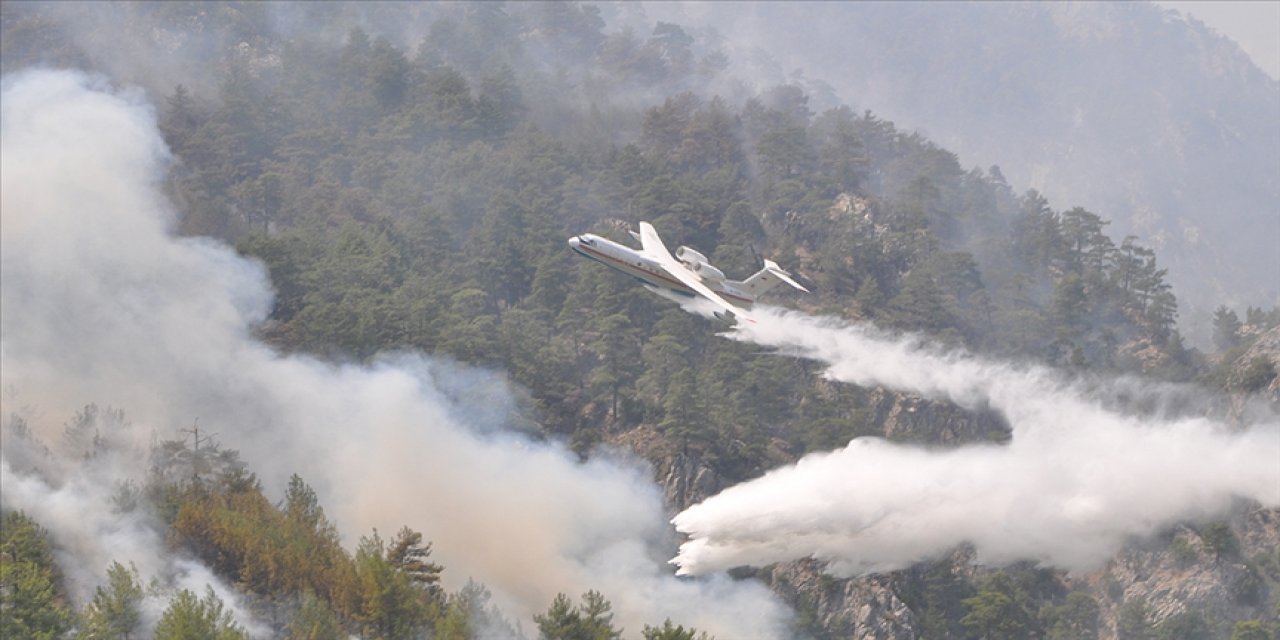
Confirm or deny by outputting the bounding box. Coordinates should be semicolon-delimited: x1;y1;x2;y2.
609;424;728;510
867;388;1010;445
767;560;920;640
1084;505;1278;639
660;452;726;510
1231;325;1280;402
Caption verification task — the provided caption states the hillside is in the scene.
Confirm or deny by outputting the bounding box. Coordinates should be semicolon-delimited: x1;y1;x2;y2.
1;2;1278;639
631;1;1280;343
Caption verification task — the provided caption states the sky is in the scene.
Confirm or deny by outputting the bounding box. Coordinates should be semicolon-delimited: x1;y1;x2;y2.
1156;0;1280;80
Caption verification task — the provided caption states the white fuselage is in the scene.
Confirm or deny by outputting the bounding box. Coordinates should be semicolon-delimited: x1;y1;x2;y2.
567;234;755;307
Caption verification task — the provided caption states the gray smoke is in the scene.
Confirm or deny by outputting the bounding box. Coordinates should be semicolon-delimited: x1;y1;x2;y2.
0;456;269;637
0;69;788;637
672;307;1280;576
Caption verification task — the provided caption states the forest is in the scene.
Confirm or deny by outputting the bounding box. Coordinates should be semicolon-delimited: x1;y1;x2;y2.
1;2;1278;639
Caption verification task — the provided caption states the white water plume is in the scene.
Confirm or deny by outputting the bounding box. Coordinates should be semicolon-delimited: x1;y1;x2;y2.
0;69;789;637
672;307;1280;576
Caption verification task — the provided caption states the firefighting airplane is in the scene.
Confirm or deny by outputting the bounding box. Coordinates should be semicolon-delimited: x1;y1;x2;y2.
567;221;808;323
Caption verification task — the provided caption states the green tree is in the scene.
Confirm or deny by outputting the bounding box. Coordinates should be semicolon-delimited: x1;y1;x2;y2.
679;97;745;175
1212;306;1242;351
369;36;410;112
811;106;868;193
354;531;433;640
285;592;345;640
905;559;976;640
387;527;443;592
536;594;582;640
961;573;1036;640
153;588;249;640
535;591;622;640
0;561;73;640
1044;591;1100;640
1009;190;1062;271
642;93;700;161
0;511;73;640
1154;610;1210;640
756;124;812;180
1230;620;1273;640
1117;597;1153;640
1050;272;1088;341
284;474;328;532
579;591;621;640
1198;521;1239;560
660;368;705;453
476;64;524;136
588;311;642;424
78;562;144;640
642;618;712;640
961;590;1028;640
1058;206;1113;276
438;288;501;364
434;581;519;640
650;22;694;77
885;268;956;334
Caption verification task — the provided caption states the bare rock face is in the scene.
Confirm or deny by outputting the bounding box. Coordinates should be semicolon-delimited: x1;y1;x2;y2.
1231;325;1280;403
767;560;920;640
1086;505;1279;639
660;452;725;510
608;424;724;511
868;388;1010;445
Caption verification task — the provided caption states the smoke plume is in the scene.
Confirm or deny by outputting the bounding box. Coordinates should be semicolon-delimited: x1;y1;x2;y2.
0;69;789;637
672;308;1280;576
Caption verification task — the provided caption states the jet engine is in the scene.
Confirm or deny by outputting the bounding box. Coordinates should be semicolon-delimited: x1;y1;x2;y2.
675;246;726;282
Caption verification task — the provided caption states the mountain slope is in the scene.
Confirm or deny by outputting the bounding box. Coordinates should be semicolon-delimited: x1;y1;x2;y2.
630;1;1280;341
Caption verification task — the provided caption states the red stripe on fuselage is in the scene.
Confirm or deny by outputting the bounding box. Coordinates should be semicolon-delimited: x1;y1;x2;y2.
572;243;754;305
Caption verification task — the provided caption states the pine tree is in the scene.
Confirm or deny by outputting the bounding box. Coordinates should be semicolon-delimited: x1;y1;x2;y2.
153;588;249;640
0;511;73;640
535;591;622;640
642;619;712;640
1116;597;1153;640
78;562;144;639
285;592;345;640
1044;591;1100;640
354;531;433;640
960;573;1036;640
387;527;443;592
1212;305;1242;351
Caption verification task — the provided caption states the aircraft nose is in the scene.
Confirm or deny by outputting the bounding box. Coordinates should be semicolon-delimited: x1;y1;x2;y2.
568;236;580;250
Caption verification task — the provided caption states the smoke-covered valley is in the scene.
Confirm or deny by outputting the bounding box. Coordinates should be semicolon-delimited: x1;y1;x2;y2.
2;2;1279;639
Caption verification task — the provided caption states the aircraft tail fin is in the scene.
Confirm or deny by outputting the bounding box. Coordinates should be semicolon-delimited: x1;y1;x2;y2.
738;259;809;297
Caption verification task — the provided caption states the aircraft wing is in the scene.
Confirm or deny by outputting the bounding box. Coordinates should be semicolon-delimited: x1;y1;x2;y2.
638;222;751;322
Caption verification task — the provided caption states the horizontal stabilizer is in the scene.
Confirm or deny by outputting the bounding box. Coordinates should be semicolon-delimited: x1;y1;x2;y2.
739;260;809;297
764;259;810;293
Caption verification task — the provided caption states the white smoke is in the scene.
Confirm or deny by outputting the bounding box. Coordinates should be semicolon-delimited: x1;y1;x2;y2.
672;307;1280;576
0;69;789;637
0;452;269;637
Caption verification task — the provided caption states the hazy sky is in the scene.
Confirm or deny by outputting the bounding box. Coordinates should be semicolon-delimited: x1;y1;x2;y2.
1156;1;1280;80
